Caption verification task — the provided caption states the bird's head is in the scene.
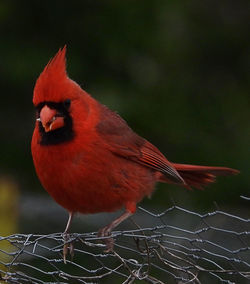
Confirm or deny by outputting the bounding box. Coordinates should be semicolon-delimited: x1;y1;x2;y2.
33;46;88;145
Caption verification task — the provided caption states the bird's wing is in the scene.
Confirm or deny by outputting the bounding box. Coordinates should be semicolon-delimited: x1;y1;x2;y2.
96;105;184;184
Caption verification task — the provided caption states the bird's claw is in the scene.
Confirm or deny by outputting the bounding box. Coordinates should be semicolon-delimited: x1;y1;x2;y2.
98;226;114;252
63;233;74;263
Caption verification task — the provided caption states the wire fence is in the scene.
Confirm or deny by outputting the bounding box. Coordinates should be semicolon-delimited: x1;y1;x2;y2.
0;199;250;284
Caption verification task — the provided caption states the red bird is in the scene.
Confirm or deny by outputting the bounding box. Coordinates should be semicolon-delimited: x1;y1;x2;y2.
31;47;239;258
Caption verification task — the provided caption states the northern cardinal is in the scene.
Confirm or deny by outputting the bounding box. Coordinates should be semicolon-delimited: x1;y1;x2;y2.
31;47;239;259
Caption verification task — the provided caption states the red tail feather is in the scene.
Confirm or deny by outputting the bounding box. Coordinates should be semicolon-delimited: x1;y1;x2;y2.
159;163;239;190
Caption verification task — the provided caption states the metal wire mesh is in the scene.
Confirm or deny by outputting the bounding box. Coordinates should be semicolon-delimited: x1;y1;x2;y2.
1;201;250;284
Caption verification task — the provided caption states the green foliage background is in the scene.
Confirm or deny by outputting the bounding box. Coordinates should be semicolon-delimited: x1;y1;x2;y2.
0;0;249;212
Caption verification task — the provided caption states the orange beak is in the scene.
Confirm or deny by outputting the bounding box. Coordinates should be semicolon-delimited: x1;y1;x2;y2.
39;105;65;132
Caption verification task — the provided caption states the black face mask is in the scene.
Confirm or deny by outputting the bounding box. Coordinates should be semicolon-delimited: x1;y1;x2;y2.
35;101;74;145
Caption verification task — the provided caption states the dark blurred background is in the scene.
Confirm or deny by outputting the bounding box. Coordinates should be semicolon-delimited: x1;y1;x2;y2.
0;0;249;238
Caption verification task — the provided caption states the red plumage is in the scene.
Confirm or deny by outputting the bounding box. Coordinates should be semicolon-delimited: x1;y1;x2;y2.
31;47;239;255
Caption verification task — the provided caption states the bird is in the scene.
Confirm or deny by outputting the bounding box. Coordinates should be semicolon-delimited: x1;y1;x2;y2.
31;47;239;261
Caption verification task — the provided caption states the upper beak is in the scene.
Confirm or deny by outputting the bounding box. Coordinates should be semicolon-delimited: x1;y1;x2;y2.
38;105;64;132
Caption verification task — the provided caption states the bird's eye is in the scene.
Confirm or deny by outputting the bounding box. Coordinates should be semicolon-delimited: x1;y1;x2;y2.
63;99;71;109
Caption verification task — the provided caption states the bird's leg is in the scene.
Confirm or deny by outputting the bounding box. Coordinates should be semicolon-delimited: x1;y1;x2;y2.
63;211;74;263
98;211;133;252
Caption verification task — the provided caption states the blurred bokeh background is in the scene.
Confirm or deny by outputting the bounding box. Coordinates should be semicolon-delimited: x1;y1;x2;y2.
0;0;249;239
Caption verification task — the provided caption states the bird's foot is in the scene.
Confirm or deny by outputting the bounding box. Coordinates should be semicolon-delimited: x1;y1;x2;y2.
97;211;133;252
63;233;74;263
98;226;114;252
